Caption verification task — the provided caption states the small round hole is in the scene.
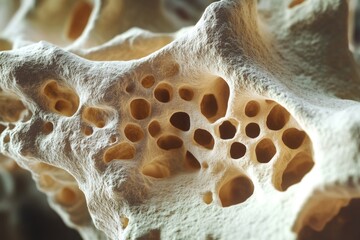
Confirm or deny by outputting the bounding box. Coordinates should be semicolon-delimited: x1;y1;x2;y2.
148;120;161;137
130;98;151;120
219;121;236;139
245;123;260;138
170;112;190;131
83;126;93;136
43;122;54;134
203;192;213;205
141;75;155;88
154;83;173;103
124;123;144;142
255;138;276;163
230;142;246;159
178;86;194;101
245;100;260;117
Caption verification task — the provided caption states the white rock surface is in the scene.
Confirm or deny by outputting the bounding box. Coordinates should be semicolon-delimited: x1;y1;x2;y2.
1;0;360;239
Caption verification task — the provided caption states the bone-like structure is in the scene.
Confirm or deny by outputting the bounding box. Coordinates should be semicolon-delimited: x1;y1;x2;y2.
1;0;360;239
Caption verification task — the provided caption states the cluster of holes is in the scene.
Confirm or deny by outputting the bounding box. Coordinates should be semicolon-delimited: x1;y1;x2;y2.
42;80;79;117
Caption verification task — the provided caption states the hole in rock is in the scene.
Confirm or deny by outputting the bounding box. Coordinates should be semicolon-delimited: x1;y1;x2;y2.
142;159;170;178
202;162;209;169
154;82;173;103
245;123;260;138
141;75;155;88
148;120;161;137
298;198;360;240
125;82;135;93
56;187;77;206
83;126;93;136
282;128;306;149
109;136;117;143
120;215;129;229
38;174;55;189
138;229;161;240
280;152;314;191
219;175;254;207
200;78;230;122
170;112;190;131
219;120;236;139
255;138;276;163
157;135;183;150
200;94;218;119
0;124;6;134
67;1;93;40
194;129;214;149
4;134;10;143
42;81;79;117
230;142;246;159
203;192;213;205
179;86;194;101
82;106;108;128
184;151;201;170
124;123;144;142
266;104;290;130
0;94;26;122
103;142;135;163
245;100;260;117
130;98;151;120
43;122;54;134
289;0;305;8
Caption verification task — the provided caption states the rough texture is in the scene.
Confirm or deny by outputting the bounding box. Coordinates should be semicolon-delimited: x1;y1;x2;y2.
1;0;360;239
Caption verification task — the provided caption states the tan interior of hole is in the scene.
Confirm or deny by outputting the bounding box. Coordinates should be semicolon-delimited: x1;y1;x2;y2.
289;0;305;8
170;112;190;131
4;134;10;143
0;124;6;134
266;104;290;130
219;175;254;207
103;142;135;163
56;187;77;206
178;86;194;101
82;125;93;136
148;120;161;137
38;174;56;190
130;98;151;120
230;142;246;159
0;94;26;122
184;151;201;170
142;158;170;178
193;129;214;150
120;215;129;229
245;122;260;138
141;75;155;88
203;192;213;205
154;82;173;103
157;135;183;150
43;122;54;134
255;138;276;163
282;128;306;149
298;198;360;240
82;106;109;128
67;1;93;40
200;78;230;123
219;120;236;140
42;80;79;117
245;100;260;117
279;152;314;191
124;123;144;142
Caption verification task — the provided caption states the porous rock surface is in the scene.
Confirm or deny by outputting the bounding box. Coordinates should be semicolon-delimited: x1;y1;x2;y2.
1;0;360;239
